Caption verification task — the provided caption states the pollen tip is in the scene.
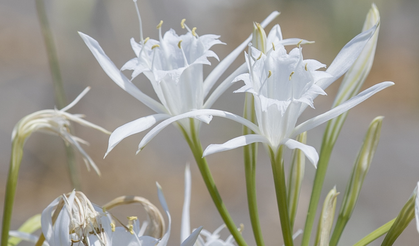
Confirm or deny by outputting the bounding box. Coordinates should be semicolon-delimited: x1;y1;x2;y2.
268;70;272;78
181;19;186;29
156;20;163;29
289;71;295;80
144;37;150;44
178;40;183;49
305;63;308;71
128;216;138;221
192;27;197;37
297;39;303;47
151;44;160;50
272;42;275;51
257;52;262;60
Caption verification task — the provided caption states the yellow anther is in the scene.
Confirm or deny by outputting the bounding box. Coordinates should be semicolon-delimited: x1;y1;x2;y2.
289;71;295;80
305;63;308;71
239;224;245;233
181;19;186;29
144;37;150;44
272;43;276;51
297;40;303;47
110;222;115;232
192;27;197;37
127;216;138;221
128;224;134;234
178;40;183;49
151;44;160;50
156;20;163;29
257;52;263;60
268;70;272;78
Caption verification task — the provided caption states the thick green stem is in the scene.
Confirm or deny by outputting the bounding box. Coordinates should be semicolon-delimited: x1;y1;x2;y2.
35;0;80;190
179;121;247;246
243;94;264;246
269;147;294;246
1;139;24;246
353;218;395;246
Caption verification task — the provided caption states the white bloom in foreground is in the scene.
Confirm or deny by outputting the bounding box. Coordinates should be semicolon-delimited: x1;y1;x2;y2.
79;1;311;156
40;186;203;246
12;87;110;174
201;21;393;167
181;165;238;246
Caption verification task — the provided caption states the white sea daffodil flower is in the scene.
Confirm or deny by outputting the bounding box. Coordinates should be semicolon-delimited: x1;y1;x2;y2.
40;186;203;246
41;190;112;246
181;165;237;246
12;87;110;174
79;1;312;156
200;23;393;168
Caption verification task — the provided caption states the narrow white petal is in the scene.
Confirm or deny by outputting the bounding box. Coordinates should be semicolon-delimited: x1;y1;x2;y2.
60;87;90;112
156;183;171;246
137;109;260;153
316;24;378;90
41;197;61;244
203;134;268;157
203;11;280;97
284;139;318;168
105;114;170;157
78;32;166;113
292;81;394;137
181;165;192;242
415;182;419;233
180;227;203;246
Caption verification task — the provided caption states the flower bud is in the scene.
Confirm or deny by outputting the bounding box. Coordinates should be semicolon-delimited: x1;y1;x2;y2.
315;187;339;246
382;183;418;245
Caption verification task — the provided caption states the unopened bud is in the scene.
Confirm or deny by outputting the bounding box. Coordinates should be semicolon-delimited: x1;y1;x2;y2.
315;187;339;246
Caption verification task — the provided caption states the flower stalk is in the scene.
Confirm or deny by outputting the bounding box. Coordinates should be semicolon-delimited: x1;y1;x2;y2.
269;146;294;246
330;116;383;246
180;119;248;246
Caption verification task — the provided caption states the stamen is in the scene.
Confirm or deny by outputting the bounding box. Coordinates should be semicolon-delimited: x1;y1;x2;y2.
239;224;245;233
192;27;197;37
133;0;144;42
289;71;295;80
257;52;263;60
128;216;138;221
178;40;183;49
151;44;160;50
268;70;272;78
110;222;115;232
156;20;163;29
181;19;186;29
144;37;150;44
305;63;308;71
297;39;303;48
128;224;134;234
272;43;276;51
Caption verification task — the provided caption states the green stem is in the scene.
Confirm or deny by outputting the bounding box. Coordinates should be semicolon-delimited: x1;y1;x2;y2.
1;139;24;246
180;120;248;246
353;218;395;246
301;116;341;246
269;147;294;246
243;94;264;246
35;0;80;190
329;214;348;246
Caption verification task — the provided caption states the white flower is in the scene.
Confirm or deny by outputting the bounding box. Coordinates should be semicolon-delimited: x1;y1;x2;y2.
12;87;110;174
41;190;112;246
199;21;393;168
79;2;311;156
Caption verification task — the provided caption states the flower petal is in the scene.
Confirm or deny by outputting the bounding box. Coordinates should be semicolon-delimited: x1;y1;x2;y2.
292;81;394;137
180;227;203;246
137;109;260;153
203;11;280;97
316;24;378;90
78;32;166;113
105;114;170;157
156;183;171;246
203;134;268;157
181;165;192;242
284;138;318;168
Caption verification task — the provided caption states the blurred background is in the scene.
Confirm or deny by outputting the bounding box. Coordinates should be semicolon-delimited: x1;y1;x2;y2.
1;0;418;245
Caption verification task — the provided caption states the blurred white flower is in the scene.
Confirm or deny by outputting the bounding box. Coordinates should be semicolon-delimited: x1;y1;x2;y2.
12;87;110;174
